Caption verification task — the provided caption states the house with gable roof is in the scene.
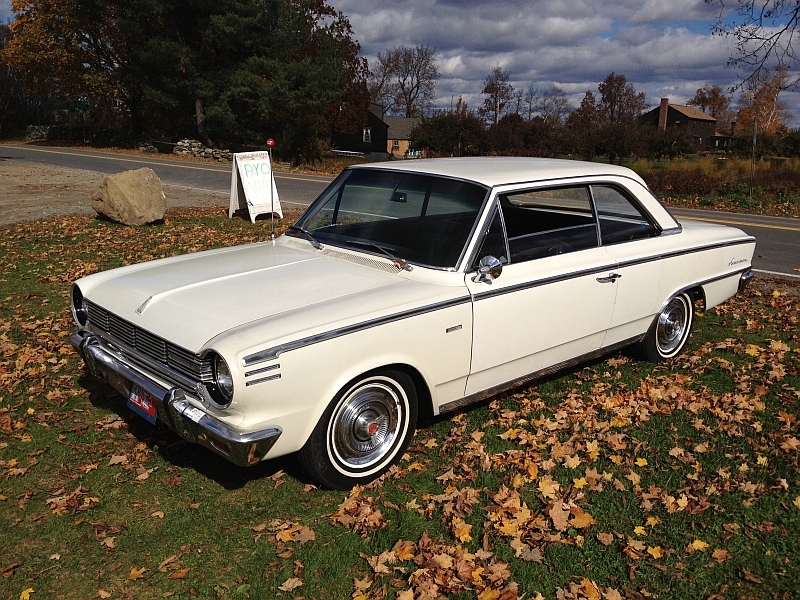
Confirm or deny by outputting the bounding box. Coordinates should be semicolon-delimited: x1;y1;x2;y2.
641;98;735;151
384;116;421;157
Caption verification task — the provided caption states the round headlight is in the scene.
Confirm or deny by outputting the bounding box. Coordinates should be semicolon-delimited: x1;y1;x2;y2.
71;284;88;326
213;354;234;403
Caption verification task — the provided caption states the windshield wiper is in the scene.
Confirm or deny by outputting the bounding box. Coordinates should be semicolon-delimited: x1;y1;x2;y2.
287;226;321;249
345;240;413;271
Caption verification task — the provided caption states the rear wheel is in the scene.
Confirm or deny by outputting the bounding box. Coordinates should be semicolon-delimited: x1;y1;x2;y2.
298;369;417;490
637;292;694;362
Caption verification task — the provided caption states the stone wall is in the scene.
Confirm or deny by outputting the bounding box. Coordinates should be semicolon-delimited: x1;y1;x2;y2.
172;139;233;163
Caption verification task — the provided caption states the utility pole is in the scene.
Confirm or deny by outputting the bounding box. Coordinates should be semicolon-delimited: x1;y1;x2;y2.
750;116;757;198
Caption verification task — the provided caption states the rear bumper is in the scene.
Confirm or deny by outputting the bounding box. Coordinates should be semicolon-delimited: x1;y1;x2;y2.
739;269;755;292
70;331;281;467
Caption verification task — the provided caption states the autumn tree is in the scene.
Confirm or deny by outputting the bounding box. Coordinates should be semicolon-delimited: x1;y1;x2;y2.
736;68;793;134
369;45;439;118
687;83;734;132
687;84;731;117
566;74;647;164
480;66;513;126
2;0;134;131
567;91;601;160
597;72;647;124
707;0;800;87
2;0;367;161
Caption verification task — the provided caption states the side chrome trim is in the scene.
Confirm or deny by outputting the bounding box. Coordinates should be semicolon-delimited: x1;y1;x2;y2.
659;226;683;236
439;336;643;414
614;237;756;270
242;295;472;366
473;262;618;301
670;265;752;307
245;374;281;387
244;364;280;378
473;237;756;302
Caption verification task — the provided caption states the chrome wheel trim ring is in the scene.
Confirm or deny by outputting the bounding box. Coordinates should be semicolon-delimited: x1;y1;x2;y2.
656;296;689;357
328;379;406;474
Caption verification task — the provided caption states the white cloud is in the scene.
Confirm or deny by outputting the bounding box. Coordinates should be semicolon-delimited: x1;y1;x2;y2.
327;0;788;120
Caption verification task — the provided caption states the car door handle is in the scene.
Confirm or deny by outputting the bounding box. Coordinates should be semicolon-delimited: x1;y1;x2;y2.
596;272;621;283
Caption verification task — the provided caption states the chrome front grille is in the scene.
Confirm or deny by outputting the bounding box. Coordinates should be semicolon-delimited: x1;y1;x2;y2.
86;302;213;383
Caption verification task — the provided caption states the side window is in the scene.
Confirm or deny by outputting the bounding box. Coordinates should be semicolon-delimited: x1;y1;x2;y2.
592;185;658;244
472;207;507;269
500;186;598;263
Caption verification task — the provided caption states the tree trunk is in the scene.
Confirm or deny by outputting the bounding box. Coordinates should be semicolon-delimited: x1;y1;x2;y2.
195;98;214;147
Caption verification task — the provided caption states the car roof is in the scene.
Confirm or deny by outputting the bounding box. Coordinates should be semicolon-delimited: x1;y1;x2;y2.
351;157;648;189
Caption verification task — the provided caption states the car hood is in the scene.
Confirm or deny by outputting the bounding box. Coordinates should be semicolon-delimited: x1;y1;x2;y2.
81;240;404;352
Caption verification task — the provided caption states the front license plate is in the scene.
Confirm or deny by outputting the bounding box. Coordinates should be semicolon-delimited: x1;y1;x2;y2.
127;384;158;425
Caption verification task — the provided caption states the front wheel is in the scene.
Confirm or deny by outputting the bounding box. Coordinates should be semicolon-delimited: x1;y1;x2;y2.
298;369;417;490
637;292;694;362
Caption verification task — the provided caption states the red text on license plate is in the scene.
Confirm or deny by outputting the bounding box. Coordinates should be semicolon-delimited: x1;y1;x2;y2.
128;384;158;425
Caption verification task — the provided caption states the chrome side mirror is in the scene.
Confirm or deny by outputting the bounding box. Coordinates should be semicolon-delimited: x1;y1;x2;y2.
472;255;502;284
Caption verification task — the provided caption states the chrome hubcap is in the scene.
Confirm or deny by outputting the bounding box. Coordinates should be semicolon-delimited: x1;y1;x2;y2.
331;382;401;468
656;297;688;355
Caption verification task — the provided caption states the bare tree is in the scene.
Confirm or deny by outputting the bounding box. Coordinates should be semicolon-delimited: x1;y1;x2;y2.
368;51;399;114
523;85;540;120
368;45;439;117
707;0;800;87
481;66;513;126
536;85;572;123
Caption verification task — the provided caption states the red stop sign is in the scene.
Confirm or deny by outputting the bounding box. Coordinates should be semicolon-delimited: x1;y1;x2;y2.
266;138;275;147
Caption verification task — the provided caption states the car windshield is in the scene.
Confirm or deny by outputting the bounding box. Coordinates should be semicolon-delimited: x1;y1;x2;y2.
292;168;488;269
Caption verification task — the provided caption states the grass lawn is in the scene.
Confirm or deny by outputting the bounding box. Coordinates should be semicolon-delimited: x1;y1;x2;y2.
1;208;798;600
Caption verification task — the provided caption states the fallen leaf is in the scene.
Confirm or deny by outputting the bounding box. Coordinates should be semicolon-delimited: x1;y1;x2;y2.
647;546;662;559
687;539;709;553
596;532;614;546
570;512;595;529
549;501;571;532
19;588;34;600
742;569;762;584
127;567;147;580
278;577;303;592
168;568;192;580
712;548;731;562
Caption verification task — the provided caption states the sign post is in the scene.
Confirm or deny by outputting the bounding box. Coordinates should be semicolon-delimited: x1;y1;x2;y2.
229;148;283;226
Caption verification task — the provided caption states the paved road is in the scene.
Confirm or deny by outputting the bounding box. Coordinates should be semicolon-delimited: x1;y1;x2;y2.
2;143;798;278
0;143;330;208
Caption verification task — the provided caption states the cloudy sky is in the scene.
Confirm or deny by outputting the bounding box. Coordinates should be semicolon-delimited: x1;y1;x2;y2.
2;0;797;124
329;0;799;124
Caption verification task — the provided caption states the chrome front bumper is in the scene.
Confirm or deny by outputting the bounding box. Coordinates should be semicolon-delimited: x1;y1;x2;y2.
70;331;281;467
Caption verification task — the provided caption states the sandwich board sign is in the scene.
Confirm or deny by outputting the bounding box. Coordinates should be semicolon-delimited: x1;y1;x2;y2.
229;151;283;223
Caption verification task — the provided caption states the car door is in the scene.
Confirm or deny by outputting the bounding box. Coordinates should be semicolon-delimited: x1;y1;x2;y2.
589;183;666;347
464;185;619;397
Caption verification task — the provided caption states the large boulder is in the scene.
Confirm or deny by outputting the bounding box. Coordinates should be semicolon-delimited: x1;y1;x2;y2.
91;168;166;225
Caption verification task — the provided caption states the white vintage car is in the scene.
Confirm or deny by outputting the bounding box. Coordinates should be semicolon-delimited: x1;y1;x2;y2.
70;158;755;489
